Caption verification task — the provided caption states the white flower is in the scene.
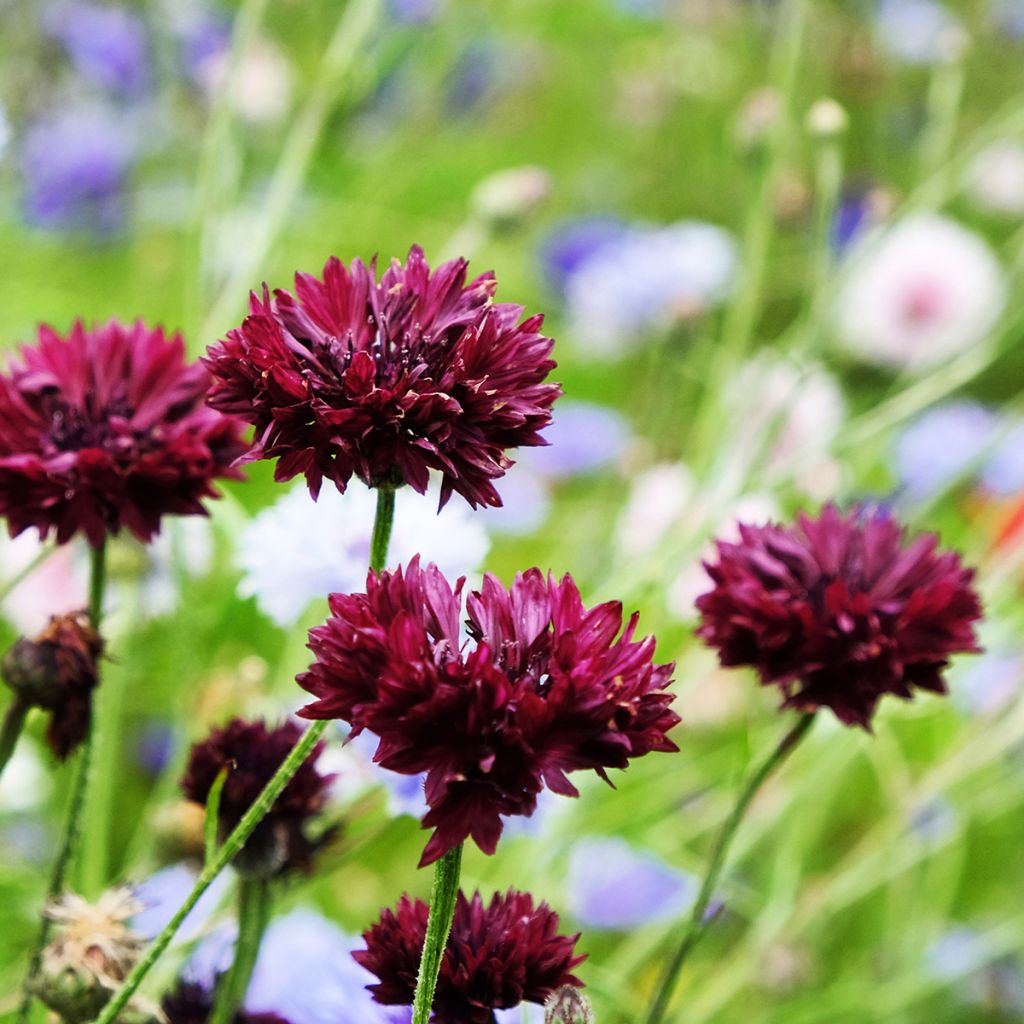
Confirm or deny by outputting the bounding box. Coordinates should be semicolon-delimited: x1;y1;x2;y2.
835;214;1006;371
724;357;845;498
201;37;293;124
614;463;694;558
965;141;1024;215
237;480;490;627
565;221;737;356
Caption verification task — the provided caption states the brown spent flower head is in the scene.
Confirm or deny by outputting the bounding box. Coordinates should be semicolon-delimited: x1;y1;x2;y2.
203;246;560;510
0;319;247;547
2;611;103;759
355;889;585;1024
545;987;596;1024
299;558;679;866
181;718;333;878
30;887;157;1024
695;504;983;728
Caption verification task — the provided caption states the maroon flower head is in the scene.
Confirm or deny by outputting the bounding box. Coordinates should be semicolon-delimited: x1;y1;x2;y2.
695;504;983;728
0;319;247;546
299;558;678;865
203;246;560;509
355;889;585;1024
181;718;333;878
2;611;103;759
162;980;290;1024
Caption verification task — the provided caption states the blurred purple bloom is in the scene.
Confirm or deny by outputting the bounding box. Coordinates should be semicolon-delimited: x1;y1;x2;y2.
953;649;1021;715
521;402;630;479
832;190;874;252
874;0;963;65
892;402;996;502
567;837;695;930
611;0;665;17
926;928;991;980
908;797;957;842
134;720;178;777
992;0;1024;39
246;909;405;1024
45;3;151;95
445;39;498;113
19;107;136;233
541;218;628;295
132;863;231;941
981;422;1024;495
494;1007;544;1024
389;0;441;23
475;467;551;536
176;11;231;82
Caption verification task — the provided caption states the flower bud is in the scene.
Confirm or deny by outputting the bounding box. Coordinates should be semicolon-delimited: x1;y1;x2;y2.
805;97;848;139
1;612;103;759
470;165;551;231
545;986;595;1024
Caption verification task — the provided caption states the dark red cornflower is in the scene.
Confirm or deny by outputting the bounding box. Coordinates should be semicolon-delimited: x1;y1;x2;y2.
2;611;103;759
162;981;290;1024
298;558;678;866
355;889;585;1024
181;719;333;878
203;246;560;509
695;504;983;728
0;319;247;547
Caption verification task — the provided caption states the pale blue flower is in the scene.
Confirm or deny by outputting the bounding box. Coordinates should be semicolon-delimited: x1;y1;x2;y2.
131;862;231;941
874;0;962;65
567;837;695;930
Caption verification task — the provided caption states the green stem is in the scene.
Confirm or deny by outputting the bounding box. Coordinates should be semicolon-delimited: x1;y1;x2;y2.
210;878;272;1024
411;844;464;1024
94;718;328;1023
645;713;815;1024
370;486;396;573
94;486;397;1021
18;538;108;1023
0;697;30;781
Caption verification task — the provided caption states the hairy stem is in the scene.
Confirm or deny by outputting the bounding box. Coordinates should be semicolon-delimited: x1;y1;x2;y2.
645;713;815;1024
411;845;464;1024
18;538;108;1023
93;486;397;1020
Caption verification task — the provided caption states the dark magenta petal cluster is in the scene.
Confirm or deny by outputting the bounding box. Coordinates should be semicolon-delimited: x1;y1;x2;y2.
355;889;585;1024
695;504;983;728
203;246;560;509
298;557;678;865
0;319;247;546
181;719;333;878
162;980;290;1024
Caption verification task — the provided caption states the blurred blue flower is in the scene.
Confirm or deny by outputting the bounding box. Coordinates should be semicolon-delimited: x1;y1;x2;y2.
134;720;178;777
521;401;630;479
445;39;499;113
476;466;552;536
45;3;151;96
567;837;695;930
541;217;627;296
874;0;963;65
245;909;405;1024
926;927;991;980
132;862;231;941
610;0;665;17
564;221;737;356
175;9;231;83
908;797;957;843
831;188;879;252
892;402;996;502
389;0;441;24
952;649;1021;715
980;421;1024;495
495;1006;545;1024
992;0;1024;39
19;106;136;233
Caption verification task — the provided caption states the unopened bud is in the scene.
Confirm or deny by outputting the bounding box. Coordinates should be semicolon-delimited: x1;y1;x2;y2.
735;87;780;151
544;986;595;1024
805;97;848;139
471;166;551;231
